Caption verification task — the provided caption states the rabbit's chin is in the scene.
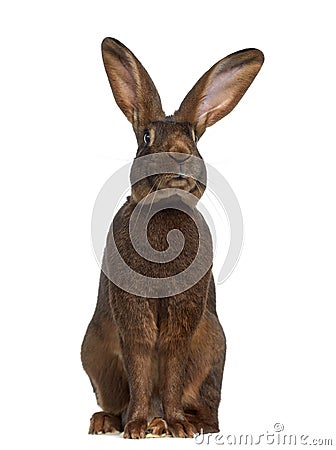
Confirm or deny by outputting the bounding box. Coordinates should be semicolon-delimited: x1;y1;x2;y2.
139;188;199;208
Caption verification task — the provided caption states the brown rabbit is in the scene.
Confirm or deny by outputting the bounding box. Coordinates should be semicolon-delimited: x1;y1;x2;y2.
81;38;264;439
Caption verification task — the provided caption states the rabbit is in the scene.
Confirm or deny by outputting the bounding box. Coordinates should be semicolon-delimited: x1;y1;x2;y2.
81;37;264;439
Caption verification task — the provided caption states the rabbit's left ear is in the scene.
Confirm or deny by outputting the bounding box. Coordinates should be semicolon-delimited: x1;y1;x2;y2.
174;48;264;138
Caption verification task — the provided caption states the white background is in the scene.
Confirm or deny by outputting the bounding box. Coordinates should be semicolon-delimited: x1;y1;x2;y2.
1;1;335;448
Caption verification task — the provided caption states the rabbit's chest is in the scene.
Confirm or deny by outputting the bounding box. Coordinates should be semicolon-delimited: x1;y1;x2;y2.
108;202;213;286
146;209;198;251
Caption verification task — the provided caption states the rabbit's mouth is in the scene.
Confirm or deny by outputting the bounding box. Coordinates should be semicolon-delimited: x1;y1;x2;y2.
156;174;196;193
165;175;191;190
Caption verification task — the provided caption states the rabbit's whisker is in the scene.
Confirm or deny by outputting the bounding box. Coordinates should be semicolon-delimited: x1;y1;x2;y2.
195;181;203;197
132;180;157;231
145;178;163;225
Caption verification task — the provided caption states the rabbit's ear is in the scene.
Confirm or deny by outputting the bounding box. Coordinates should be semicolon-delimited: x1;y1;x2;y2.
174;49;264;138
102;38;165;128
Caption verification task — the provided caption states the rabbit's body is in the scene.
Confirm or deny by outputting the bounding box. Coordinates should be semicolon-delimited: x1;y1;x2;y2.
82;194;225;436
81;38;263;438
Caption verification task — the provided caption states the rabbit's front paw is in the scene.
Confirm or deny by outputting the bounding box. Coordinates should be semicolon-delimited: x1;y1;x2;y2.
123;419;148;439
167;419;196;438
146;417;170;437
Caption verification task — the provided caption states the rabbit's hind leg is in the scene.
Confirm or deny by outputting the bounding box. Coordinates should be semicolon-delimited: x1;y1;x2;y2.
182;312;226;434
183;358;224;434
81;320;129;434
85;354;128;434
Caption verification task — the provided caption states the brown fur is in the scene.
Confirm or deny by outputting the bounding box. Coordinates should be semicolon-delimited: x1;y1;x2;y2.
81;38;264;438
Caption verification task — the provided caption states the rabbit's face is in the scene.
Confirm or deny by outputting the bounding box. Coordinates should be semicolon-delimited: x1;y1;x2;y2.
130;120;206;204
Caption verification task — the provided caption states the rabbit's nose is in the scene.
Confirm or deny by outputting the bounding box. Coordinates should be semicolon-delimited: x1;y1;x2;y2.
168;152;191;163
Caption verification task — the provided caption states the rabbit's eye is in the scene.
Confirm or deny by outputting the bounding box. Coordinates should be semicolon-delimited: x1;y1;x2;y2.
143;130;151;145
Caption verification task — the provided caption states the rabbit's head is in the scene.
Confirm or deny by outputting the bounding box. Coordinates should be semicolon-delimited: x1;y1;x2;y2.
102;38;264;204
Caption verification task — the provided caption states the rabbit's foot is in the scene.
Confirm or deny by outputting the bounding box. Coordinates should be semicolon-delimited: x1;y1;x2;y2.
167;419;196;438
123;419;148;439
146;417;170;437
184;411;219;434
89;412;121;434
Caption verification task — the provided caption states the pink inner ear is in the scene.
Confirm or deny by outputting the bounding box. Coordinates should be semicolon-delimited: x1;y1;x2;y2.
197;67;240;125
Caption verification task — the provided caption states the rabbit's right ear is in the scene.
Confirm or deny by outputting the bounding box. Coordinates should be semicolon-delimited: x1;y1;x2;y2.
174;48;264;138
102;38;165;130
